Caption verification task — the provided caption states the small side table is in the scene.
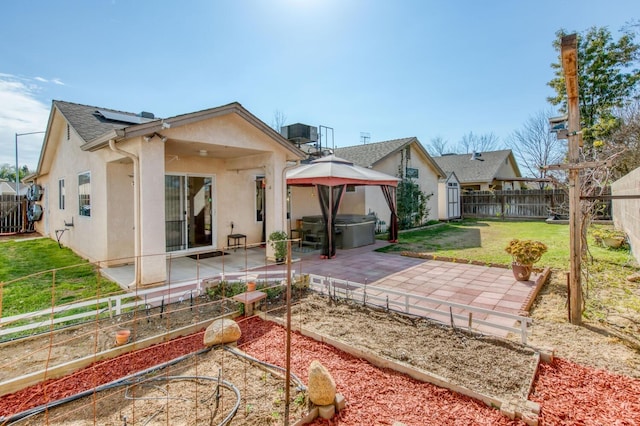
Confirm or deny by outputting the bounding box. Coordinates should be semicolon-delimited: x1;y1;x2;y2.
232;290;267;316
227;233;247;251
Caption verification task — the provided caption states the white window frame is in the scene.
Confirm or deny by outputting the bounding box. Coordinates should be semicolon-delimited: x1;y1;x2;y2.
78;171;91;217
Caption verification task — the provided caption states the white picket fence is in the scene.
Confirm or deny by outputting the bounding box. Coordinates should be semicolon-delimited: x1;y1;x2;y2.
307;274;532;344
0;269;295;338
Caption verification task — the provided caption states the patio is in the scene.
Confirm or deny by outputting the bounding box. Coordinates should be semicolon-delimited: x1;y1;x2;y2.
101;241;544;333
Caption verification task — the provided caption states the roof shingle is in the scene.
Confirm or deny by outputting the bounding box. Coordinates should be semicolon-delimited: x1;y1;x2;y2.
333;137;414;167
432;150;518;184
53;100;158;143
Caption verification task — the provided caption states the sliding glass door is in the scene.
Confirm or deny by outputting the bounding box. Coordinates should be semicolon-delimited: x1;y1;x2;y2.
165;175;215;252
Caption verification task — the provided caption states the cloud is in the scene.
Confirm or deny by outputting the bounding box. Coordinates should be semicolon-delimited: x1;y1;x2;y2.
52;78;65;86
0;74;50;171
34;76;48;83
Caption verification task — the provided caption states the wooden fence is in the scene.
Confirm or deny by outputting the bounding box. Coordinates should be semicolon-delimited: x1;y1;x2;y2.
0;195;25;233
462;189;611;220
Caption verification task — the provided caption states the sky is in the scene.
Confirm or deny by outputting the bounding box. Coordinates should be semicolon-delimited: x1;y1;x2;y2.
1;0;638;171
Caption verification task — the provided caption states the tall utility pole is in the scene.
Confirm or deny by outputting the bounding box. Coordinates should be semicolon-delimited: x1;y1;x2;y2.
561;34;583;325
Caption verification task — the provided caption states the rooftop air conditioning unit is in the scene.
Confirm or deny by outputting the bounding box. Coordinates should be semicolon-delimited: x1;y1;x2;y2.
280;123;318;144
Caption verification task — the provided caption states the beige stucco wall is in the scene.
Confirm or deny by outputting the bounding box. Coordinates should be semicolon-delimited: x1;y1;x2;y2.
289;186;321;224
106;162;135;261
612;166;640;264
373;144;440;222
495;157;522;189
35;113;111;263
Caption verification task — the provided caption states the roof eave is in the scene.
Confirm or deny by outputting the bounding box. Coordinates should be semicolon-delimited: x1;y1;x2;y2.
372;137;447;178
80;102;306;159
82;129;125;151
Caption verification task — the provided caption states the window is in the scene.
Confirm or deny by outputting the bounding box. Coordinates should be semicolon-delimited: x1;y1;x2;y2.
346;185;356;193
255;176;265;222
58;179;65;210
78;172;91;217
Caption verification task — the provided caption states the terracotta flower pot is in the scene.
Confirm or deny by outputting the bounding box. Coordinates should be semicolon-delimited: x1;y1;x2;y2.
115;329;131;345
512;263;532;281
247;281;256;292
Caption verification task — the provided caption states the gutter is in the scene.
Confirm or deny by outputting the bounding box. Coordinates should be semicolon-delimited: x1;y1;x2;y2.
108;139;140;287
282;160;300;231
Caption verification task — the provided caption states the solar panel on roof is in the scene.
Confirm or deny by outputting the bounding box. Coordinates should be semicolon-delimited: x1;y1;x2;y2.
96;109;155;125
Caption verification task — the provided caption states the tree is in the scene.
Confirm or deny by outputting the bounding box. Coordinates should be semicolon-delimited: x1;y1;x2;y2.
509;110;566;186
457;131;500;153
0;163;30;182
427;136;450;156
547;26;640;149
271;109;288;133
597;102;640;179
397;178;431;230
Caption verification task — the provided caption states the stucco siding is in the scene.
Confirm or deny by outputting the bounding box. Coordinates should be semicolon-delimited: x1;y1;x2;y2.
375;145;439;221
106;162;135;262
35;120;110;263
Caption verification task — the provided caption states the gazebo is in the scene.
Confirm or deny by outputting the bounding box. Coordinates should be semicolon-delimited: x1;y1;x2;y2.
286;155;400;258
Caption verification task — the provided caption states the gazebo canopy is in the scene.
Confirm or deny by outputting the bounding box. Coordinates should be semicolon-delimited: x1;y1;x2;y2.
286;155;400;258
286;155;400;187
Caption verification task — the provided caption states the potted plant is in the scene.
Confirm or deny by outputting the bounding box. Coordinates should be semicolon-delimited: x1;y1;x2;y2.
591;227;626;249
268;230;289;263
504;239;547;281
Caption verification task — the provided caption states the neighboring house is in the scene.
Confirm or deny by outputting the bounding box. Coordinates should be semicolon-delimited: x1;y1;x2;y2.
0;181;28;196
432;150;523;191
299;137;445;226
438;172;461;221
32;100;306;287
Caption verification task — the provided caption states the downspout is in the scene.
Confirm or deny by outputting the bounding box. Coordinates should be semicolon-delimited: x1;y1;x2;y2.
281;160;300;231
109;139;140;288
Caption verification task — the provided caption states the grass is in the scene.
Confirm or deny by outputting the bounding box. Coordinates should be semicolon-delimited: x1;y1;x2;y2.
378;219;632;270
0;238;123;317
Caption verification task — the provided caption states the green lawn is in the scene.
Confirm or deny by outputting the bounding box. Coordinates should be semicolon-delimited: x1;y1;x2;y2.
378;219;631;271
0;238;123;317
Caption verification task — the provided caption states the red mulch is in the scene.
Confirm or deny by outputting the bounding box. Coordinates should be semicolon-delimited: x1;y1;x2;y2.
238;317;523;425
531;358;640;425
1;316;639;425
0;332;206;419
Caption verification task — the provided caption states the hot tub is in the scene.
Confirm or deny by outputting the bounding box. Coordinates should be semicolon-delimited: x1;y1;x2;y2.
301;214;376;249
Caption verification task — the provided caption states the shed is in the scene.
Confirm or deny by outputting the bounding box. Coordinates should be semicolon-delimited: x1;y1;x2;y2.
438;172;461;220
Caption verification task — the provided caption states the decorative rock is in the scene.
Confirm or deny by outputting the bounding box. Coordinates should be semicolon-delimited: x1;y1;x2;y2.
307;360;337;406
203;319;241;346
627;273;640;283
318;404;335;420
334;393;346;411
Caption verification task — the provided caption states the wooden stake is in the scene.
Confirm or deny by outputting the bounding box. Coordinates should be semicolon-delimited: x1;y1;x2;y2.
561;34;583;325
284;239;292;425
